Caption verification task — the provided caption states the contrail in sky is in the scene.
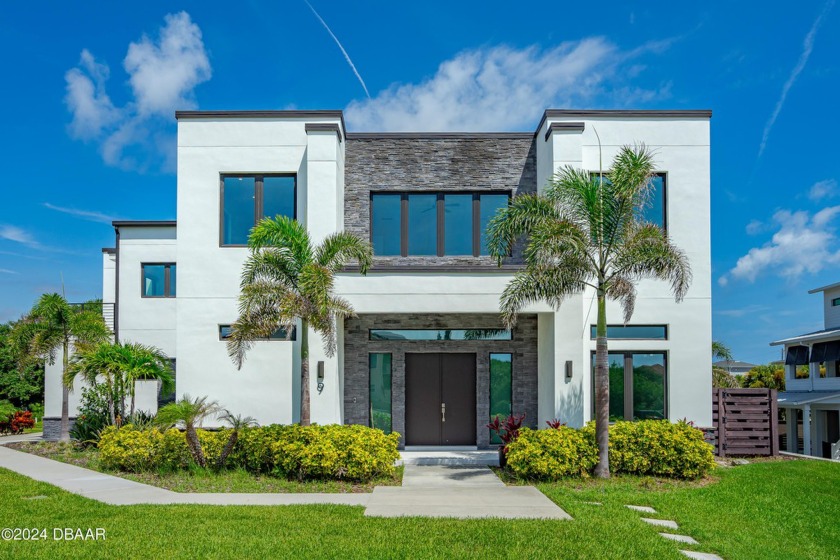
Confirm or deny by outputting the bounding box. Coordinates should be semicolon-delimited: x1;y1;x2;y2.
304;0;371;98
758;0;834;158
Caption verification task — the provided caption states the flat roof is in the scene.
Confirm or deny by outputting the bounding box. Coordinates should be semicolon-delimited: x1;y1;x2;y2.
808;281;840;294
776;391;840;406
101;247;116;254
112;220;176;228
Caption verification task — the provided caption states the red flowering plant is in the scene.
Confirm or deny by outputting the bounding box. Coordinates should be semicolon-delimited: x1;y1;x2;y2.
486;413;525;453
0;410;35;435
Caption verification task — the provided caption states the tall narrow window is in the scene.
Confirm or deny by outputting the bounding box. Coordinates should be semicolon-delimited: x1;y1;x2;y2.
407;194;437;255
479;194;509;255
142;264;176;297
444;194;473;255
221;174;296;246
369;353;392;433
638;174;666;229
489;353;512;444
371;194;401;255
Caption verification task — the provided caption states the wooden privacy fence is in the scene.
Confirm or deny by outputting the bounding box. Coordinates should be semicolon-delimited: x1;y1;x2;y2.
705;388;779;457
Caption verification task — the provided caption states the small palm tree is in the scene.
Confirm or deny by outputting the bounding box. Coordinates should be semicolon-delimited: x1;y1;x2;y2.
11;294;111;441
215;410;258;470
487;144;691;478
65;341;174;422
156;394;221;467
226;216;372;425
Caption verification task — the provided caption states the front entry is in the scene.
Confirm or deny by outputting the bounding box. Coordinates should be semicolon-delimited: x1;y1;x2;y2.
405;353;476;446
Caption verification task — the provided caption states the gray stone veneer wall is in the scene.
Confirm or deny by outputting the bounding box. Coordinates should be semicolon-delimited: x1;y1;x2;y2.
42;417;77;441
344;136;537;267
343;314;538;449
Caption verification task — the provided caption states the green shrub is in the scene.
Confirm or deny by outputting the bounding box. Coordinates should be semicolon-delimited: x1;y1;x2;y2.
231;425;291;473
505;426;598;479
98;425;165;471
596;420;715;479
70;384;112;446
273;424;400;481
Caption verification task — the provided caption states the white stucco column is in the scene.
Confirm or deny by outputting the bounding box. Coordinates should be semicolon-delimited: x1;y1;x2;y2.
803;404;812;456
786;407;797;453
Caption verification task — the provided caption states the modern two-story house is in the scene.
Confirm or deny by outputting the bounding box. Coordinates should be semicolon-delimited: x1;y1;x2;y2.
44;108;713;448
771;281;840;458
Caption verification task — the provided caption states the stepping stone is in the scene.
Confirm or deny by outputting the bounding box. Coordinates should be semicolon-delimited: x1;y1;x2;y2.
641;518;678;529
680;551;723;560
626;504;656;513
659;533;699;545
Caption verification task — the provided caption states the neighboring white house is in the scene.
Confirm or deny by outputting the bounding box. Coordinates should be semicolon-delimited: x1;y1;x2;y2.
44;108;713;448
771;281;840;459
713;360;758;376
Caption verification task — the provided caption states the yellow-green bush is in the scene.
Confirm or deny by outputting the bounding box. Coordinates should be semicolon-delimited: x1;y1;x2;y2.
273;424;400;481
505;426;598;479
593;420;715;479
230;424;291;473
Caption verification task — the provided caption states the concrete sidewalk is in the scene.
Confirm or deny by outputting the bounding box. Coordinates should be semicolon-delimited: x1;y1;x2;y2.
0;445;369;506
0;432;43;444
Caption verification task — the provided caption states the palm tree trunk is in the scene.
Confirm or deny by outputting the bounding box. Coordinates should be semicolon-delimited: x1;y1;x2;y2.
300;319;310;426
60;340;70;442
130;382;136;418
106;375;116;426
216;430;238;471
186;424;206;467
593;291;610;478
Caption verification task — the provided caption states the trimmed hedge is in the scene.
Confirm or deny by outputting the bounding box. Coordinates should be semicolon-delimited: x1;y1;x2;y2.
505;420;714;481
273;424;400;481
505;426;597;479
97;424;400;481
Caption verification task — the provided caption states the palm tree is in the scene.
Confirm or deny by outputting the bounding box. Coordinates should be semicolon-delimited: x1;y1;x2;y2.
156;394;220;467
226;216;372;425
215;410;258;470
487;144;691;478
12;294;111;441
65;341;174;422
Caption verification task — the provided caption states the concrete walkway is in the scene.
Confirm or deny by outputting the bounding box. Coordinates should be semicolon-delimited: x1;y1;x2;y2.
364;464;570;519
0;432;43;444
0;446;569;518
0;446;368;506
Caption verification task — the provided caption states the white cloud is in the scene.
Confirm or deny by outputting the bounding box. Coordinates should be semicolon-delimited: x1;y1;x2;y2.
0;269;18;275
745;219;765;235
808;179;837;201
719;205;840;285
345;38;672;131
43;203;118;224
757;0;834;158
0;225;41;249
64;12;211;171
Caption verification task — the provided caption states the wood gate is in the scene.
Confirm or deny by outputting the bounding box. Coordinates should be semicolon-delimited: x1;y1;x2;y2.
707;388;779;457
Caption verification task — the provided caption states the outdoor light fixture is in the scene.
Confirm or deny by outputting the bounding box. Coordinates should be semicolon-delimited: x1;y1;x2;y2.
565;360;573;381
317;361;325;393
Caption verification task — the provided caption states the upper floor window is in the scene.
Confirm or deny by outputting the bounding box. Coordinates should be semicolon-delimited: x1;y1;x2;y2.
221;174;296;246
832;297;840;307
591;172;666;230
370;192;510;257
589;325;667;340
219;324;296;341
142;263;176;297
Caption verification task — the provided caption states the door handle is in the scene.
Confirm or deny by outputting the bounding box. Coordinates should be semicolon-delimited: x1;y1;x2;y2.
441;402;446;423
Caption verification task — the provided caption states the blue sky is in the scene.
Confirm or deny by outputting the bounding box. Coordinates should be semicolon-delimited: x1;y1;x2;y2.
0;1;838;364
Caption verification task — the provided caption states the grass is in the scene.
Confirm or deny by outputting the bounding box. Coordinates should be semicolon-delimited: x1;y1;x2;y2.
0;457;837;558
23;419;43;433
7;441;402;493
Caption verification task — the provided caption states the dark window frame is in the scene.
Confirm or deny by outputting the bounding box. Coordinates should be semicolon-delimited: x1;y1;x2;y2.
589;350;668;421
369;191;511;257
368;352;393;434
218;324;297;341
368;328;513;341
589;171;667;231
141;263;176;298
588;324;668;340
219;173;297;247
832;297;840;307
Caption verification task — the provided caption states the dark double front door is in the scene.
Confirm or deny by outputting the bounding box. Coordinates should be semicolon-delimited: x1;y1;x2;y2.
405;353;476;446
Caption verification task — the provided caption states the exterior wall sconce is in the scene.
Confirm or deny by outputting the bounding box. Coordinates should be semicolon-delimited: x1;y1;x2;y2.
317;361;325;393
565;360;573;381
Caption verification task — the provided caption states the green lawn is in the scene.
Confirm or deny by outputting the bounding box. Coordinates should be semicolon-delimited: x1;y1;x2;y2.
7;441;402;493
23;419;42;433
0;459;837;559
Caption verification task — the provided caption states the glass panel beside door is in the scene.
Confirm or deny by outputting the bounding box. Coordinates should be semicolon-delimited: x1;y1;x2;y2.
489;353;512;444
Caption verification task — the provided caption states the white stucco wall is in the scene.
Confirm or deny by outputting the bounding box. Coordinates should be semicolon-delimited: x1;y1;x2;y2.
823;287;840;329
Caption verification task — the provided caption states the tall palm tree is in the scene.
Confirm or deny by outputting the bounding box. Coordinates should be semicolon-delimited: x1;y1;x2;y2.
487;144;691;478
156;394;221;467
65;341;174;422
226;216;372;425
12;294;111;441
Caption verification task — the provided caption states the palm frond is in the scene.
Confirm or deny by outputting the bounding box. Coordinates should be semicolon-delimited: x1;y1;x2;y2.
499;265;590;328
609;223;692;301
486;194;564;263
605;275;637;324
315;232;373;274
248;216;313;265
